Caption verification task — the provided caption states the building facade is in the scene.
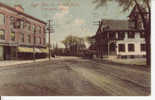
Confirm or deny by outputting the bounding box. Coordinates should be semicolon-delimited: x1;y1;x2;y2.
0;2;48;60
94;5;148;58
116;30;146;58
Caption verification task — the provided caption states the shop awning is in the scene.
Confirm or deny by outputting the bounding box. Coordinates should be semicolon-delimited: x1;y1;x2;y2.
40;48;49;53
18;47;33;53
35;48;41;53
18;47;49;53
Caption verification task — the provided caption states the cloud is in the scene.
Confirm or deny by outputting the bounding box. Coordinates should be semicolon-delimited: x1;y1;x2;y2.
59;5;69;14
54;5;69;19
73;18;85;25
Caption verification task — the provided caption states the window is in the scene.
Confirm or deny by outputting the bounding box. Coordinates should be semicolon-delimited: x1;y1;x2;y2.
109;32;115;40
128;32;135;38
20;20;24;29
141;44;146;51
118;44;125;52
14;19;21;29
28;23;31;30
43;38;46;45
36;37;41;44
32;25;36;33
24;22;31;30
137;20;143;29
0;30;5;40
35;26;41;34
140;32;145;38
0;13;5;25
11;31;15;41
118;32;125;40
24;22;27;29
39;37;41;44
43;27;46;34
20;33;24;43
128;44;135;52
27;35;31;43
10;16;15;28
39;26;41;34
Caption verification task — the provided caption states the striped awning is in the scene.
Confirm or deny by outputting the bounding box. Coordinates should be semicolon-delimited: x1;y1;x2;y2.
18;47;33;53
18;47;48;53
40;48;49;53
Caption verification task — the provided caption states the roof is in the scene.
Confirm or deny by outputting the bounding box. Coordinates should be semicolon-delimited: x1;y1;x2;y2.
0;2;46;25
100;19;129;31
128;4;149;17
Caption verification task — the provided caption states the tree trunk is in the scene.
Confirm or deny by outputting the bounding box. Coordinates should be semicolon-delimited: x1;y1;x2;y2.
134;0;151;66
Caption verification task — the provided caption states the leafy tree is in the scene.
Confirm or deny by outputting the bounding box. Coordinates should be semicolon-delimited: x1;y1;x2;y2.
93;0;151;66
62;35;86;56
86;36;96;45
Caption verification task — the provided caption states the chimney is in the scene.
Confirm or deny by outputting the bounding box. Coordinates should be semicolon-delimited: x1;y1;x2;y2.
14;4;24;12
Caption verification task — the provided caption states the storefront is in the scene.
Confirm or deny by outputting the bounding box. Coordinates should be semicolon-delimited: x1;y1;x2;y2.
17;47;48;59
0;45;4;60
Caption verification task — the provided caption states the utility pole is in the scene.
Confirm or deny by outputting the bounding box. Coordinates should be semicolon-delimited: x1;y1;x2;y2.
48;20;51;60
47;19;55;61
33;29;36;61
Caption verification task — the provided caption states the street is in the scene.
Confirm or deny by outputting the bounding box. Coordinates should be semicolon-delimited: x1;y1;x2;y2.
0;57;151;96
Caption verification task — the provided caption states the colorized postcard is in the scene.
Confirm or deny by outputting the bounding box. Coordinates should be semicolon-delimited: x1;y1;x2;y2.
0;0;151;96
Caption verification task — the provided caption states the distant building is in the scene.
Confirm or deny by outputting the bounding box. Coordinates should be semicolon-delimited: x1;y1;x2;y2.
94;5;148;58
0;2;48;60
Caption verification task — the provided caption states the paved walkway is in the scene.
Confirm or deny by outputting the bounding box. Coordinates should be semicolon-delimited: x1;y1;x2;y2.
94;56;146;66
0;56;147;67
0;58;50;67
107;57;146;66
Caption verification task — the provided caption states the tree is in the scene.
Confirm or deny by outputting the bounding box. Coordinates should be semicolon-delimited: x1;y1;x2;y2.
85;36;96;50
86;36;96;45
62;35;86;56
93;0;151;66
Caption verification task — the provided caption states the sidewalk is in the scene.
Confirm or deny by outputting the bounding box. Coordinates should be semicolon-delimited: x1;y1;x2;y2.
0;58;50;67
95;56;146;66
0;56;79;67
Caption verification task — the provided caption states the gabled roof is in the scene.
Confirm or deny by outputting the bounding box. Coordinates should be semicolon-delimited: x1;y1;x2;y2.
100;19;129;31
128;4;148;17
0;2;46;25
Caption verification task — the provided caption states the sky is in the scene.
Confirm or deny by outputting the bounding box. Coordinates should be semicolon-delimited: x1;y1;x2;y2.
0;0;131;48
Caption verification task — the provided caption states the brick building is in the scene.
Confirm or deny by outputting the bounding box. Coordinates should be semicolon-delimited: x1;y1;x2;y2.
0;2;48;60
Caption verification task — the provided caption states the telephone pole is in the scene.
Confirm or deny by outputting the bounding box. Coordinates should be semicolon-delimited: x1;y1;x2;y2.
47;19;55;61
33;29;36;61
